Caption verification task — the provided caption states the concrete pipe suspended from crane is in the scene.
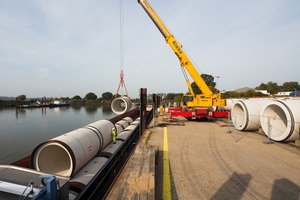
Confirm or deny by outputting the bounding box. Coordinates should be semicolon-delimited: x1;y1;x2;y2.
260;99;300;142
111;96;132;115
231;98;271;131
31;120;115;177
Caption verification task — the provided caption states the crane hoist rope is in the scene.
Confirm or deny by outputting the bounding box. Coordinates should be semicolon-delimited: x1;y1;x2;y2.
115;0;129;98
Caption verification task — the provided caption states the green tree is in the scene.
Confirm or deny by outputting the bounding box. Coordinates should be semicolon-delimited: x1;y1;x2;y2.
256;81;280;94
16;94;26;101
202;74;216;88
243;90;256;98
85;92;97;100
266;81;279;94
191;82;201;94
256;83;268;90
282;81;299;91
166;93;176;101
174;94;183;103
222;91;240;98
102;92;113;100
190;74;216;94
72;95;82;100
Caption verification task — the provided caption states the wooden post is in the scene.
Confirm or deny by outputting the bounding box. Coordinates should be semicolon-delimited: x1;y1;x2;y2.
139;88;147;135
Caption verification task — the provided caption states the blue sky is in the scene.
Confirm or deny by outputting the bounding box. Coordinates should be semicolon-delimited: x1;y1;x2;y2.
0;0;299;98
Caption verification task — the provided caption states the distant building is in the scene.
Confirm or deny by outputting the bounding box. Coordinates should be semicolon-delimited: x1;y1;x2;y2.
275;91;292;96
289;90;300;96
255;90;270;95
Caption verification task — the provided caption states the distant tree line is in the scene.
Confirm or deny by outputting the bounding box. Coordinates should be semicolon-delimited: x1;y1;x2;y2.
255;81;300;95
1;77;299;107
0;92;119;107
158;78;300;103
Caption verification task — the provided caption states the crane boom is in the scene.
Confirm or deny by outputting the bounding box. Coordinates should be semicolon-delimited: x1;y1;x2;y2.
138;0;226;109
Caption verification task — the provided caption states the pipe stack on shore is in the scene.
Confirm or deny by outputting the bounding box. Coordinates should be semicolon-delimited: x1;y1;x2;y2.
230;98;300;142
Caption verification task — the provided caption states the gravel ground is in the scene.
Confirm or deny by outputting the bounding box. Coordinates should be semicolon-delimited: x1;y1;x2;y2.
149;116;300;200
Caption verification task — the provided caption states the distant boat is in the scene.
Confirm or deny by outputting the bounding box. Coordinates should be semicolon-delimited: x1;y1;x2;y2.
49;100;70;107
17;100;49;108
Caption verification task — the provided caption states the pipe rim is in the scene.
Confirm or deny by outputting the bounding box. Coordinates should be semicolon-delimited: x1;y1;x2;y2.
231;100;249;131
111;97;132;115
33;141;74;176
260;100;294;141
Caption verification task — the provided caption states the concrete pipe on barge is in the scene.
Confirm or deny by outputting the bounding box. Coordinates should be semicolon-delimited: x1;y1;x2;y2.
31;120;115;177
1;89;159;199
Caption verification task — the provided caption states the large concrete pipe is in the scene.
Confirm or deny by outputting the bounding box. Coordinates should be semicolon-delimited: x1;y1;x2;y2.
111;96;132;115
69;156;108;192
115;117;133;129
260;99;300;142
125;124;138;131
114;124;124;134
132;120;140;125
31;127;101;177
97;141;123;158
116;130;133;141
32;120;114;177
123;116;134;124
231;98;271;131
224;99;241;111
84;120;115;149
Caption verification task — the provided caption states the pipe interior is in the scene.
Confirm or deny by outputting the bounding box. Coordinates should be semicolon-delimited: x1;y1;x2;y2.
262;105;288;138
37;144;72;176
111;99;127;112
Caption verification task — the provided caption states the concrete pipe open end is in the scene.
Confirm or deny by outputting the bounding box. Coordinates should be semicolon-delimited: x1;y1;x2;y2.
231;101;248;131
260;100;300;142
32;127;101;177
111;96;132;115
32;142;73;177
231;99;271;131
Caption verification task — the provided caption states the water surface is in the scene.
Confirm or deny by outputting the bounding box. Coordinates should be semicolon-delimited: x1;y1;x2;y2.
0;104;116;164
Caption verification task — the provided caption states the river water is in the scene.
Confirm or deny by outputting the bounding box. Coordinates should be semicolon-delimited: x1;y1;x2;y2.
0;104;116;164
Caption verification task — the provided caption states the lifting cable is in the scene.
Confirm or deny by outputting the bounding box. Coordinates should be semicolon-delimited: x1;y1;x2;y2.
119;0;124;72
115;0;129;98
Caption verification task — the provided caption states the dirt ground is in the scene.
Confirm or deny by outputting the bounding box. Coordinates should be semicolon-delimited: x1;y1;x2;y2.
108;115;300;200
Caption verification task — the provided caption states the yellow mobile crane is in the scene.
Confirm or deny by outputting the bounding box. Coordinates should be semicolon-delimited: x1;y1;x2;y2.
138;0;227;120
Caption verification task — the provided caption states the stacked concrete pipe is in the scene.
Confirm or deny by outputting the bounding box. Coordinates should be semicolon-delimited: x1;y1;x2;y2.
69;117;137;194
111;96;132;115
69;156;109;191
31;120;115;177
260;99;300;142
231;98;271;131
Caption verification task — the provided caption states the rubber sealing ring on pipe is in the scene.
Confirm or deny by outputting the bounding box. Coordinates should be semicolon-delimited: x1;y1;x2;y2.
111;96;132;115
